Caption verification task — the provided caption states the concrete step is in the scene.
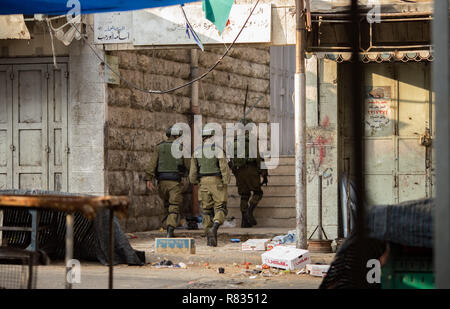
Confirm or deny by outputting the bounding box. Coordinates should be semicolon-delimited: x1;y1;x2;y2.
268;156;295;166
229;175;295;186
228;185;295;196
267;165;295;176
228;195;295;207
228;206;296;220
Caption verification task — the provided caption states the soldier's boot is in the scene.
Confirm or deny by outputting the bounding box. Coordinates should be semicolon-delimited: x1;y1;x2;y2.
207;222;220;247
247;203;257;226
166;226;175;238
247;193;262;226
241;212;253;228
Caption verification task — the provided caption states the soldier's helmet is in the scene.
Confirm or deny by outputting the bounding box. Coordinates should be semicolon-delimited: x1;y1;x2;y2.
166;125;182;138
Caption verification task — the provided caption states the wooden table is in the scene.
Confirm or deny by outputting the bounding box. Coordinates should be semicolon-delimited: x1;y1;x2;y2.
0;194;129;289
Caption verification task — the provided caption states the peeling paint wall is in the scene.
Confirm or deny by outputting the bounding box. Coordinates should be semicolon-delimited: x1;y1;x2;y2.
0;17;107;197
68;17;107;196
305;56;339;240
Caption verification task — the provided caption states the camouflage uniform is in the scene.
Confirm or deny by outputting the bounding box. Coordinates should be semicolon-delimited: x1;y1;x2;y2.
144;130;189;237
189;135;230;247
230;132;268;227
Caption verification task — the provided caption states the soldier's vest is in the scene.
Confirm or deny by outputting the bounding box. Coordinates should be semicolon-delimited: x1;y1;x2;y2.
194;144;222;177
157;141;184;181
230;136;257;169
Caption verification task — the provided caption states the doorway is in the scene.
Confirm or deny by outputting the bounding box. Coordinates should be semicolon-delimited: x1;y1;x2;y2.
0;61;68;191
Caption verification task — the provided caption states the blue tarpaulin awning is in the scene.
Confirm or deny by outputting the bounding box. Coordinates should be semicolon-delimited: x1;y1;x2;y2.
0;0;200;15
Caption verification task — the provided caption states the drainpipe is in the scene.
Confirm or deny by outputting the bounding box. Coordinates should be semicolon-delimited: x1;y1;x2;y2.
295;0;307;249
190;49;200;217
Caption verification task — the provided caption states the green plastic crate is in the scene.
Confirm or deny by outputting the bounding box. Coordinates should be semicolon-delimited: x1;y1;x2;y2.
381;245;434;289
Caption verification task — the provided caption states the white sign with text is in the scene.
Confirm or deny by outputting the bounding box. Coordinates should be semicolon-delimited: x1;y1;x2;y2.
132;4;271;46
94;11;132;44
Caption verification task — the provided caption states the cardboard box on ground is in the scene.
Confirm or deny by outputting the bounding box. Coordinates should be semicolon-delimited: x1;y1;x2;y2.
241;239;271;251
261;246;311;271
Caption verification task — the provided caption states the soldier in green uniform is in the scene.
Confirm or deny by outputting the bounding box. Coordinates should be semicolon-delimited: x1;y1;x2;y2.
229;119;268;228
189;128;230;247
144;126;190;238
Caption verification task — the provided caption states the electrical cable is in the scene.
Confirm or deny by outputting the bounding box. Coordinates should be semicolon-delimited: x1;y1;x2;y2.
62;0;261;94
46;18;58;69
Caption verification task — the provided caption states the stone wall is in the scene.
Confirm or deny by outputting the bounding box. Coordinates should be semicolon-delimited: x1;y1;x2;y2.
105;46;271;232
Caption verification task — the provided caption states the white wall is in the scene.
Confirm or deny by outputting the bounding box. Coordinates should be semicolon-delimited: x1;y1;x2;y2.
305;55;339;240
68;17;107;195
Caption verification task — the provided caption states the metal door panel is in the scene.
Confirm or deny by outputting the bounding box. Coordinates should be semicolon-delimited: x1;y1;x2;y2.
365;174;395;205
397;63;429;137
0;65;12;189
398;138;426;173
0;131;6;168
48;64;68;192
341;62;432;206
19;130;42;167
430;69;435;197
363;64;396;138
18;70;43;124
19;173;42;189
399;175;427;202
364;139;395;173
12;64;48;190
270;46;295;155
0;127;7;188
396;63;430;199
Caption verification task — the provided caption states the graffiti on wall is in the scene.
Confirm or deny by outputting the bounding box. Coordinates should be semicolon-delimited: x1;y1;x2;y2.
306;117;335;186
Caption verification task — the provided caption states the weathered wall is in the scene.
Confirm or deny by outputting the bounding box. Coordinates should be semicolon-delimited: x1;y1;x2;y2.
305;55;339;240
0;17;107;197
68;16;107;196
105;46;270;232
0;20;69;57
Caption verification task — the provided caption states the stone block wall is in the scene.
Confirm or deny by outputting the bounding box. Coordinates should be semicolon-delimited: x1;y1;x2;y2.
105;46;270;232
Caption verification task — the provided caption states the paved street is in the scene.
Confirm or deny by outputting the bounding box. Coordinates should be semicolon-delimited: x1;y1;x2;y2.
35;262;322;289
131;228;336;266
34;228;331;289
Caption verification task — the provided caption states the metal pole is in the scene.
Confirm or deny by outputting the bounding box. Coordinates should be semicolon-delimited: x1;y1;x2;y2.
318;175;323;240
65;212;74;289
190;49;200;217
350;0;365;286
295;0;307;249
433;0;450;289
109;208;114;289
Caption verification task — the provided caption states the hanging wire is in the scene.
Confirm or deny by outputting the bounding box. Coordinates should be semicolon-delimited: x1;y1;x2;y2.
58;0;261;95
46;18;58;69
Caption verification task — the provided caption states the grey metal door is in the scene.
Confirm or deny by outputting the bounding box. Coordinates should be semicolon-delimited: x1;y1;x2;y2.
341;62;433;205
0;62;68;191
47;64;68;192
270;46;295;155
12;64;49;190
0;65;13;189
